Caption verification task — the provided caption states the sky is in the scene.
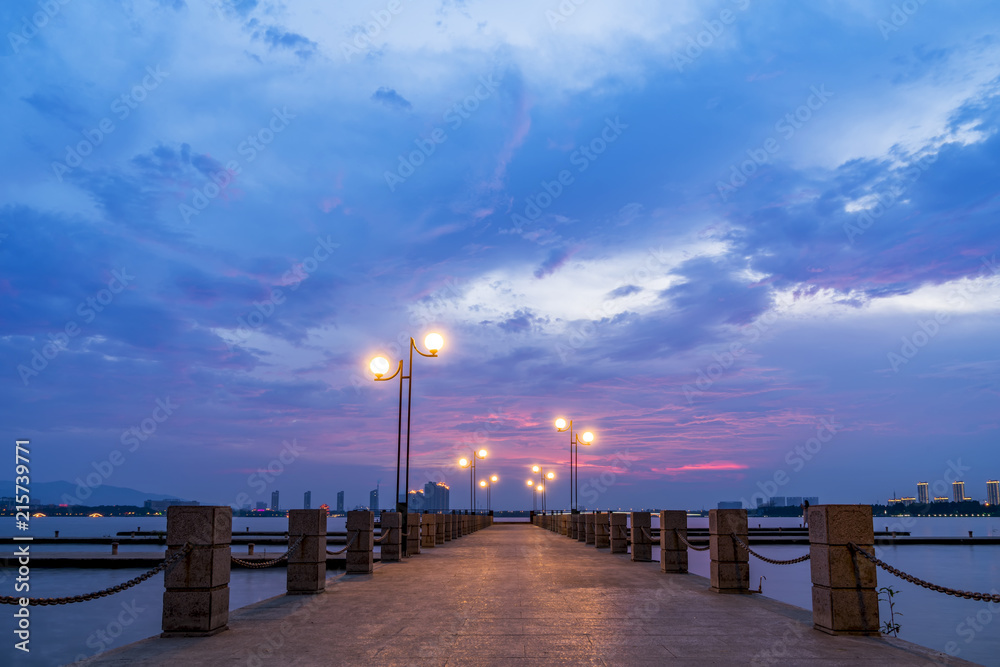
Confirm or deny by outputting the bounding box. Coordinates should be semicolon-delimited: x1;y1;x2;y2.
1;0;999;513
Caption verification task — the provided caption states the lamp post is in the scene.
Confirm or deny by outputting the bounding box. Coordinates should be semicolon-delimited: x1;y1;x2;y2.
555;418;595;512
526;479;536;512
531;465;555;512
459;448;487;512
370;332;444;551
479;475;498;513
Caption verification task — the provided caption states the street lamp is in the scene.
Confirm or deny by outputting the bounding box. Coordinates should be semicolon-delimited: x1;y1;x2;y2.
459;448;487;512
479;475;498;513
526;479;536;512
555;418;595;512
530;465;555;512
369;332;444;551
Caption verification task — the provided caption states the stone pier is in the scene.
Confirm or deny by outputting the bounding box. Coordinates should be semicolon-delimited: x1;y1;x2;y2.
286;509;327;593
709;508;748;593
809;505;880;635
610;513;628;554
161;506;231;637
346;510;374;575
659;510;688;573
630;512;652;562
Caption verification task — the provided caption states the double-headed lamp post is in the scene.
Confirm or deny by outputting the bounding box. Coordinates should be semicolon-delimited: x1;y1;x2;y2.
369;332;444;522
479;474;498;513
531;465;555;512
554;418;595;512
458;448;487;512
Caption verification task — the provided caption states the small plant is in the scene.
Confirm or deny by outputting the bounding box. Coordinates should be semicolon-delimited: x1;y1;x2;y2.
878;586;903;636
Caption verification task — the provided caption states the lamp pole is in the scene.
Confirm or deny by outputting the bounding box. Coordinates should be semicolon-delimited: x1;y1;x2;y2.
459;449;487;513
555;418;594;512
370;332;444;554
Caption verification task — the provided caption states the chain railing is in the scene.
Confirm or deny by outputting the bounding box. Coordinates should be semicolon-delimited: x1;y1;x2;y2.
0;543;193;606
674;528;710;551
231;535;304;568
849;543;1000;603
374;527;394;544
731;533;811;565
327;532;357;556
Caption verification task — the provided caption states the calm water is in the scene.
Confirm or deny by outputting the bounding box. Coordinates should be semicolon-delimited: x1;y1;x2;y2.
2;516;998;666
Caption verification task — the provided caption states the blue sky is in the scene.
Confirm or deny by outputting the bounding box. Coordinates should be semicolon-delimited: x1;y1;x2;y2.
2;0;998;512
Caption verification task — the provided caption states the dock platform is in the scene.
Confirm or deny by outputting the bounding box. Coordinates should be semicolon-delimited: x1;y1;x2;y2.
84;523;970;665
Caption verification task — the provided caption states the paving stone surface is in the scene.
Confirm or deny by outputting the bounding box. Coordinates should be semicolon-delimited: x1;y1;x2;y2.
84;523;973;666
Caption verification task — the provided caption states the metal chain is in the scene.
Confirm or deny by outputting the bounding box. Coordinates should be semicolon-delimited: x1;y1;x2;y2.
327;532;358;556
674;528;710;551
232;535;305;568
849;543;1000;603
731;533;811;565
374;527;394;544
0;544;193;606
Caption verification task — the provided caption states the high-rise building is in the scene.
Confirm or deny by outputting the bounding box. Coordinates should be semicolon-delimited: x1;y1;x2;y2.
988;480;1000;506
304;491;311;510
917;482;929;504
423;482;450;512
370;484;379;514
786;496;803;508
952;481;966;503
271;490;280;511
336;491;344;513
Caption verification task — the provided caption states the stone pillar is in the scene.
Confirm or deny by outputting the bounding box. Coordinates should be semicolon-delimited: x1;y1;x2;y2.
809;505;880;635
594;512;610;548
631;512;652;562
610;513;628;553
435;514;446;544
709;509;748;593
346;510;374;575
576;514;586;542
560;515;569;536
660;510;688;573
406;512;421;555
585;513;596;544
421;513;437;548
569;514;578;540
287;509;327;594
162;506;231;637
449;513;457;540
379;511;402;562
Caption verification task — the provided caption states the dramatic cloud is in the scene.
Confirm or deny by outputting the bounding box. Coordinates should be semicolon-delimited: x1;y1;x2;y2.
2;0;998;511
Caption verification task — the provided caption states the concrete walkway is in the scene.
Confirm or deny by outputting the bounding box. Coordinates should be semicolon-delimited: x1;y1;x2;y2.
86;523;971;666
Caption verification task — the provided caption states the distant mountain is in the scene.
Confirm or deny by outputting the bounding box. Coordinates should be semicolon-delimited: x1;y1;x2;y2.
0;480;190;507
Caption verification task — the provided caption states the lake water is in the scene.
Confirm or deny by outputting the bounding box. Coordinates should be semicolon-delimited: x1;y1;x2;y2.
2;516;998;666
